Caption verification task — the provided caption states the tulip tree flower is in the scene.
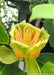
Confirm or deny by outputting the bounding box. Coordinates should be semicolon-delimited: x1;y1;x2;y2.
10;20;50;75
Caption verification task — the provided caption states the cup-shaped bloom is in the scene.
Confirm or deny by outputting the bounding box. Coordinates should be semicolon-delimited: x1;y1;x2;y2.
10;20;50;58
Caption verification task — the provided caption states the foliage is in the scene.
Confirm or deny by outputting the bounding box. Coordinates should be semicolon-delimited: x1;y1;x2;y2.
41;62;54;75
37;53;54;68
0;46;19;64
0;62;24;75
48;0;54;4
29;0;43;2
0;22;9;43
0;0;54;75
29;4;54;22
44;20;54;48
29;3;36;12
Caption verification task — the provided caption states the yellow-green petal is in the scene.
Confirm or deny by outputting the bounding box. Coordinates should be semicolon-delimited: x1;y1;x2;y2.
10;40;31;58
16;20;27;34
30;27;50;57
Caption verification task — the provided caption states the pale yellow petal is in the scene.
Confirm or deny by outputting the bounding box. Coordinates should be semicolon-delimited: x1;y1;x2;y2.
23;25;33;46
31;29;41;47
14;26;23;42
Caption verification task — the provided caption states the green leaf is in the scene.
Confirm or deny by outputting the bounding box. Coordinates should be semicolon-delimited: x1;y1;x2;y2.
37;53;54;68
0;22;9;44
25;58;42;75
29;4;36;12
29;0;36;2
41;62;54;75
29;0;43;2
0;63;24;75
0;63;5;75
37;53;54;64
14;60;19;66
44;20;54;48
36;59;44;68
48;0;54;4
0;63;5;71
29;4;54;22
0;46;19;64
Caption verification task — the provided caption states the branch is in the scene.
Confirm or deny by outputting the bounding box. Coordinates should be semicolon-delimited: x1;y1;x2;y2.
35;19;41;27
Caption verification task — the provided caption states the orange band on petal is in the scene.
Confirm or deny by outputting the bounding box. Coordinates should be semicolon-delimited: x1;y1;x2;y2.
31;34;34;40
22;35;23;40
15;51;40;58
15;51;25;58
29;51;40;57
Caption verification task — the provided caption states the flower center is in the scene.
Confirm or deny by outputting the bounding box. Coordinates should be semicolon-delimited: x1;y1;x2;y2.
14;26;45;48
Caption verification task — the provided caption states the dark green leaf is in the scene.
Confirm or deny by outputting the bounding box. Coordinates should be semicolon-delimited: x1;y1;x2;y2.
0;63;5;71
29;4;36;12
29;4;54;22
37;53;54;68
37;59;44;68
0;22;9;44
14;60;19;66
48;0;54;4
0;64;24;75
0;46;19;64
41;62;54;75
44;20;54;48
29;0;43;2
37;53;54;64
29;0;36;2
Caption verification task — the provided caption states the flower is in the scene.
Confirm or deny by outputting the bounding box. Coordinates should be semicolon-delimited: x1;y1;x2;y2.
10;20;50;58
